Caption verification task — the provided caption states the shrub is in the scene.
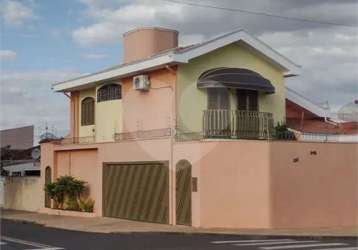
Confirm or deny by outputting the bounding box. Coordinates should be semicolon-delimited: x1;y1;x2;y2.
65;197;80;211
274;123;296;140
56;176;86;201
79;198;95;212
44;182;66;209
44;175;87;210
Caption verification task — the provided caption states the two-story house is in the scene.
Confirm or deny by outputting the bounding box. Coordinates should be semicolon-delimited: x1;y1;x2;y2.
58;28;299;143
41;27;357;230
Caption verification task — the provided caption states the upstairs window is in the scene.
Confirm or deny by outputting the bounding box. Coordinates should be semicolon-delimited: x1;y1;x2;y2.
237;89;258;111
81;97;95;126
207;88;230;110
97;84;121;102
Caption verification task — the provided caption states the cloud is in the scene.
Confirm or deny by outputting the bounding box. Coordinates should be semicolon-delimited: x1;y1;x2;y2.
82;53;109;59
71;0;358;112
73;1;186;47
0;50;17;61
0;70;82;137
73;0;358;47
73;22;123;47
0;0;37;26
260;29;358;110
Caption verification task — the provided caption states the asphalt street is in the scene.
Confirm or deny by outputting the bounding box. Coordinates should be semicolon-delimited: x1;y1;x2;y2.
1;219;357;250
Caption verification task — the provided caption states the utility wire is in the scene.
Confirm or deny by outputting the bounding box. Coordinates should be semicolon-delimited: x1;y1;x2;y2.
162;0;358;28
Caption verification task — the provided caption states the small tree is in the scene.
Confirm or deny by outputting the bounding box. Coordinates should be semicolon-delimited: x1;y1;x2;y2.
57;176;86;200
44;175;86;210
44;182;67;209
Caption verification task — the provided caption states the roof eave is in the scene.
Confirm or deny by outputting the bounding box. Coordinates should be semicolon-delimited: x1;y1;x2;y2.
286;87;329;118
52;54;176;92
53;29;301;92
173;30;301;76
239;31;301;76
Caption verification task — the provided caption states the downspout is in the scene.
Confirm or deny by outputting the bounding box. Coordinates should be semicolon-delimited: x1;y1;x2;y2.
165;64;176;226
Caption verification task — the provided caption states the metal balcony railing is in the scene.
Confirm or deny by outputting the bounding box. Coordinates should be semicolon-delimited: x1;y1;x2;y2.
114;128;172;141
203;109;274;139
58;136;96;145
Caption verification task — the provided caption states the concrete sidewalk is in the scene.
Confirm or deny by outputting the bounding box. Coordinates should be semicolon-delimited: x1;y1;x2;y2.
1;209;357;237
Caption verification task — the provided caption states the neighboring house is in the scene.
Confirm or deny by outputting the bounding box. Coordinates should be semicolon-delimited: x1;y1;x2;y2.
3;160;40;177
0;126;38;208
41;27;357;229
286;88;358;142
0;126;41;176
0;126;34;150
1;146;41;176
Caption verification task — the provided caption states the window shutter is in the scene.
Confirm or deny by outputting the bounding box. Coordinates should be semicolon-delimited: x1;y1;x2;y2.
208;89;230;110
81;97;95;126
237;90;247;110
218;89;230;110
237;90;258;111
247;90;258;111
208;89;218;109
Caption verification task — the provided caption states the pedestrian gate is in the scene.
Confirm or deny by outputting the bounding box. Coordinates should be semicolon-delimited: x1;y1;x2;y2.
103;162;169;224
176;160;192;226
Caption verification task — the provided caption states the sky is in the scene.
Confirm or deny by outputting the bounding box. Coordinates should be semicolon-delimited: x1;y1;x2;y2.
0;0;357;138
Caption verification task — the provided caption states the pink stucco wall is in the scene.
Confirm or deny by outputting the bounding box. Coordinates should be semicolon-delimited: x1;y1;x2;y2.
269;141;358;228
54;149;99;212
121;68;176;132
67;67;176;138
200;141;271;228
41;139;173;218
175;140;357;229
173;140;272;228
41;139;358;229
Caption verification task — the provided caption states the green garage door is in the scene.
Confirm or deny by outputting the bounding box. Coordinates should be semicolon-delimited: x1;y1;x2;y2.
103;162;169;224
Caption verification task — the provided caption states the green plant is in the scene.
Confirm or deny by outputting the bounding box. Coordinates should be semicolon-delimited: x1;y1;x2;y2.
44;182;57;199
65;197;80;211
274;122;296;140
57;175;86;201
44;175;87;210
78;198;95;212
44;182;66;209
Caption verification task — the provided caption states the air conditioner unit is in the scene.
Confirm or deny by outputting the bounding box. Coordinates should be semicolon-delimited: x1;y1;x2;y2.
133;75;150;91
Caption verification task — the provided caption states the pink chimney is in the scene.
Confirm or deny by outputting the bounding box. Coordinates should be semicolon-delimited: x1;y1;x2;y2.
123;27;179;64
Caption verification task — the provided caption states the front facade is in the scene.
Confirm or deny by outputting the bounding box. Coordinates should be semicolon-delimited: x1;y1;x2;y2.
41;28;357;229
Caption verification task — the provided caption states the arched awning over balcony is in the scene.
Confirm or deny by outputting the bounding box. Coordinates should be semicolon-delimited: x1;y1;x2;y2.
197;68;275;94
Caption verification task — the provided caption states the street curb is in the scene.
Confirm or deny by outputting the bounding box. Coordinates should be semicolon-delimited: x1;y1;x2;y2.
3;218;357;239
2;218;45;226
107;231;358;240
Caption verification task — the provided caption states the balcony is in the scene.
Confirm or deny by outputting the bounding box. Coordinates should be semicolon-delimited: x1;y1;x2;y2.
56;111;274;145
114;128;172;141
58;136;96;145
203;109;274;139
